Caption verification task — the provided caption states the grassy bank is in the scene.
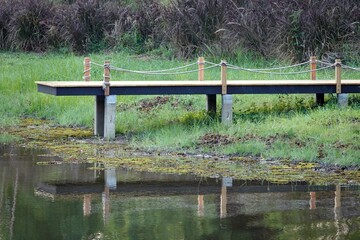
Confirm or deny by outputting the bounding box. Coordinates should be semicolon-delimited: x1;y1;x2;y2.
0;52;359;166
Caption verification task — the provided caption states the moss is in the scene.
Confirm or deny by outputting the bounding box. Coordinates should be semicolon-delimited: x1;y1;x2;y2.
3;118;360;185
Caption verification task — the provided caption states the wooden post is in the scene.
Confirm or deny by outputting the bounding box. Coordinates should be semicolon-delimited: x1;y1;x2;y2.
83;57;91;81
199;57;216;115
310;56;316;81
335;59;341;94
103;60;110;96
221;60;227;95
310;56;324;106
335;59;348;107
198;57;204;81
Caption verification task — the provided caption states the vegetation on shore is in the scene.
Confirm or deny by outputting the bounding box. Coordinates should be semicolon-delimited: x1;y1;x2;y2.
0;0;359;62
0;52;359;167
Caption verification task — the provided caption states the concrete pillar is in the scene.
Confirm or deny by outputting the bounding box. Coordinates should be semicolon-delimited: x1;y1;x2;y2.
221;94;233;125
337;94;349;108
104;95;117;140
206;94;217;116
95;96;105;136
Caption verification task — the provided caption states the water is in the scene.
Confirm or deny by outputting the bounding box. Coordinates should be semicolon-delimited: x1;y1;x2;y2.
1;145;360;240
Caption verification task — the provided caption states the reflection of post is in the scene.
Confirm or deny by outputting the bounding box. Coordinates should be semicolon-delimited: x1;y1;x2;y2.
220;178;232;219
83;195;91;216
102;186;110;225
309;192;316;209
334;184;342;239
105;168;117;190
334;184;341;209
334;184;341;219
220;186;227;218
0;168;6;214
197;195;204;217
10;168;18;240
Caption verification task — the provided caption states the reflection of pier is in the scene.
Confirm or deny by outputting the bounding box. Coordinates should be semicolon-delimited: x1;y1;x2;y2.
35;168;359;225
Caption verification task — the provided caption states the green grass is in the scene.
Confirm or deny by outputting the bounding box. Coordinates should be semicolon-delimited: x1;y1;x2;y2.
0;51;359;165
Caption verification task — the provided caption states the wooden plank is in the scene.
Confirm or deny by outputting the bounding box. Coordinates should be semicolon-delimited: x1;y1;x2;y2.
36;80;360;88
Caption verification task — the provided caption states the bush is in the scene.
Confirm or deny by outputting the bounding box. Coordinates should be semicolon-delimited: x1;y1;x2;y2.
8;0;53;51
53;0;127;53
0;0;13;49
164;0;226;57
222;0;360;61
0;0;358;61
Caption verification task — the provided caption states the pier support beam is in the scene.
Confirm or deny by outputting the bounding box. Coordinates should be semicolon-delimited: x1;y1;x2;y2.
337;94;349;108
221;94;233;125
104;95;117;140
95;96;105;136
94;95;117;140
206;94;217;116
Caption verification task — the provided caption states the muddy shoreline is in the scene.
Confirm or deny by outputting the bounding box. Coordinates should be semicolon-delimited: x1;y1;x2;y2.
2;118;360;185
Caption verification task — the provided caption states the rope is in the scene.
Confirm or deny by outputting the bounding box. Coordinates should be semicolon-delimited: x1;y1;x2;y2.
92;61;200;73
110;64;219;75
204;60;221;66
234;61;310;71
227;63;335;75
91;61;104;68
343;65;360;72
316;60;335;66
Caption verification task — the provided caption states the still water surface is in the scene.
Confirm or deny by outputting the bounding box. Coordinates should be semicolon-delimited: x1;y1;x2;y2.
1;144;360;240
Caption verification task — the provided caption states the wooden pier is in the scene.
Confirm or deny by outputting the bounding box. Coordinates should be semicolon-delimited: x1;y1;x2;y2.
36;57;360;140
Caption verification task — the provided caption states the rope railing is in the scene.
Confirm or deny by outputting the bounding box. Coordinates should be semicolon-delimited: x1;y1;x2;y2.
92;60;208;75
109;64;219;75
343;65;360;72
89;58;360;77
227;63;335;75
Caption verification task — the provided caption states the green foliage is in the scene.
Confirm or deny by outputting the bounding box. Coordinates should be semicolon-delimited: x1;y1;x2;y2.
1;0;359;61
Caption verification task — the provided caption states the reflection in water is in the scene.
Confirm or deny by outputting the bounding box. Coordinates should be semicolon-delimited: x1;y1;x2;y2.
1;144;360;240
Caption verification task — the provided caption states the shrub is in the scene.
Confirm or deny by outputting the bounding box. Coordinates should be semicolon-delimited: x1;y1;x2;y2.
222;0;360;61
53;0;128;53
164;0;227;57
0;0;13;49
8;0;54;51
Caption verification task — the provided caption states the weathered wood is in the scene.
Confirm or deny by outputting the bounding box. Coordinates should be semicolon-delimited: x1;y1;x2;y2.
198;57;204;81
310;56;316;81
36;79;360;88
221;61;227;95
83;57;91;81
335;59;342;94
104;60;110;96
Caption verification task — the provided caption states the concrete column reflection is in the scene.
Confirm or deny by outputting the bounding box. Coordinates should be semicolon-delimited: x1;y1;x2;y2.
83;195;91;216
220;177;232;219
102;168;117;225
102;186;110;225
